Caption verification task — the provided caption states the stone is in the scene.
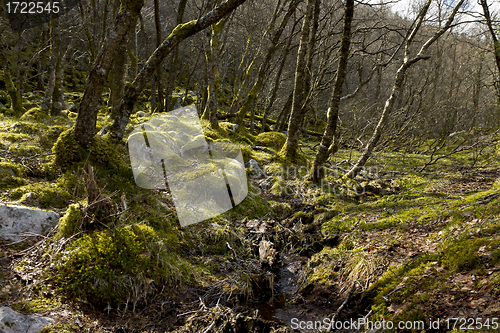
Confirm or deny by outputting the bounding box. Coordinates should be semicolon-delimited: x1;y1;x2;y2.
260;176;275;190
0;306;54;333
0;204;60;241
245;159;265;179
136;111;147;117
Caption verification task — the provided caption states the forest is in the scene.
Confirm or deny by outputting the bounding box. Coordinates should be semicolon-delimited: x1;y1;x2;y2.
0;0;500;331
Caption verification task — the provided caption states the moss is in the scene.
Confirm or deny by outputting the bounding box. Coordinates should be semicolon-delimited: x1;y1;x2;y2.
9;182;71;208
41;323;80;333
8;144;43;156
53;128;127;169
20;107;48;121
167;20;198;40
269;201;292;219
57;204;83;238
0;161;25;188
255;132;286;152
55;225;189;307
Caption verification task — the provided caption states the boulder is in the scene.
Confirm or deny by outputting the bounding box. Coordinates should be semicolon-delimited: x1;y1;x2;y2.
0;306;54;333
245;159;265;179
0;204;60;241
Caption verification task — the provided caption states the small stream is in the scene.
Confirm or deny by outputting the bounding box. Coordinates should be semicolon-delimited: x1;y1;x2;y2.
257;254;333;332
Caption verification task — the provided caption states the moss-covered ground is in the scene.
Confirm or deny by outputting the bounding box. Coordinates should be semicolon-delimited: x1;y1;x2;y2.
1;96;500;332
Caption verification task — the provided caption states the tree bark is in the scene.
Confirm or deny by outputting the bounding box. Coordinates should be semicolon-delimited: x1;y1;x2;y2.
74;0;145;148
282;0;316;160
311;0;354;181
109;0;249;141
43;18;60;113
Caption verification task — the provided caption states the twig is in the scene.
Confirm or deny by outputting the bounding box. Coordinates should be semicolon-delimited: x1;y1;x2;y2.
201;320;215;333
328;286;353;332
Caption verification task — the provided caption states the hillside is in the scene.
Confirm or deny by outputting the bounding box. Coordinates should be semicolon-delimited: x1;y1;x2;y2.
1;95;500;332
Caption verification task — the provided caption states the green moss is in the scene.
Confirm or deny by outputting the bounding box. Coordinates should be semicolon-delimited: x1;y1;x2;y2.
41;323;80;333
20;107;48;121
441;238;489;273
167;20;198;40
53;128;127;169
9;182;71;208
255;132;286;151
57;204;83;238
55;225;189;307
0;161;25;188
269;201;292;219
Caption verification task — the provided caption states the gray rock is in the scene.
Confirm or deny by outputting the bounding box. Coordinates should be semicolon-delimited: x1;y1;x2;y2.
0;204;60;241
0;306;54;333
232;124;238;131
136;111;147;117
0;167;15;177
245;159;265;179
259;176;275;190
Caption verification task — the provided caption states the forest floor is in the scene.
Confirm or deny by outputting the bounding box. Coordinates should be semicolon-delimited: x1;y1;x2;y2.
1;99;500;332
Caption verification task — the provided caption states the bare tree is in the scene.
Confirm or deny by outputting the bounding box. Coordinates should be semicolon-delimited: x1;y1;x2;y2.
310;0;354;181
346;0;465;178
282;0;317;160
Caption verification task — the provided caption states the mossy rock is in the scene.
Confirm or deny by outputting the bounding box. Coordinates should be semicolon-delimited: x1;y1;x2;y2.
20;107;48;121
53;128;127;169
55;225;188;307
9;182;71;208
255;132;286;152
0;161;25;188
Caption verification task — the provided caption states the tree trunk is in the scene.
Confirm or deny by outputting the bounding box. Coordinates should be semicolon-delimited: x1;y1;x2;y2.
110;36;129;119
165;0;188;111
43;18;60;112
153;0;164;113
282;0;316;160
50;48;64;117
74;0;145;148
109;0;249;141
235;0;299;128
311;0;354;182
0;39;24;117
276;90;293;132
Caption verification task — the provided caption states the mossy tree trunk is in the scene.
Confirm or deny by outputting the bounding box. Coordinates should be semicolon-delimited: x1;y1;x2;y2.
346;0;465;178
165;0;188;112
109;37;129;120
74;0;145;148
234;0;300;129
310;0;354;182
153;0;164;113
0;38;25;117
109;0;249;141
281;0;316;160
202;14;227;128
